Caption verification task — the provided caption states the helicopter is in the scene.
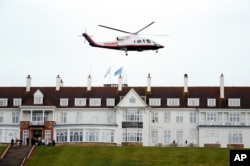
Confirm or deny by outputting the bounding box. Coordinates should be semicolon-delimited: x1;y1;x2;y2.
82;21;164;56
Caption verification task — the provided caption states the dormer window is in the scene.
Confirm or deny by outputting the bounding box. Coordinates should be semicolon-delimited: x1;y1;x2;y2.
207;98;216;107
167;98;180;106
228;98;240;107
13;98;22;106
188;98;199;107
149;98;161;106
60;98;69;107
0;99;8;107
33;90;43;104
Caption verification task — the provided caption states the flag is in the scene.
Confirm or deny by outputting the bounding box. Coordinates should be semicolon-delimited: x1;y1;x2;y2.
104;66;111;78
114;67;123;76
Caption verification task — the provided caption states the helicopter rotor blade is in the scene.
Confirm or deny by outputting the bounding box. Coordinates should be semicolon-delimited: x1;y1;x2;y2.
135;21;155;34
98;25;132;34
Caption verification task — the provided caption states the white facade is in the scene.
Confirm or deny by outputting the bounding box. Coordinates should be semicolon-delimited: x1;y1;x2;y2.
0;74;250;148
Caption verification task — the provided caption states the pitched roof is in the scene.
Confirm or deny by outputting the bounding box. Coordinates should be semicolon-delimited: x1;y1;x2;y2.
0;86;250;108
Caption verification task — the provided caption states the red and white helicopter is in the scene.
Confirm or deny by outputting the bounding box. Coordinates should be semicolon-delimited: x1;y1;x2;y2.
82;21;164;56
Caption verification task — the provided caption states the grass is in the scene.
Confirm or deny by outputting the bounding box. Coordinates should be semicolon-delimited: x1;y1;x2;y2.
26;146;230;166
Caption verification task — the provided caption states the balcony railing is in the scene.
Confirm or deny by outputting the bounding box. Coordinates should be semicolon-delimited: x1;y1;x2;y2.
199;121;250;126
30;121;44;125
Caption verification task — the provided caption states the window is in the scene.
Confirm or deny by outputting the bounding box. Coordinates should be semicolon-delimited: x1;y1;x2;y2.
129;96;136;103
164;111;171;123
56;129;67;143
189;129;198;144
149;98;161;106
75;112;83;123
33;90;43;104
228;130;242;144
60;98;69;106
101;130;115;142
12;111;19;124
106;98;115;106
176;112;183;123
228;98;240;107
74;98;86;106
23;130;29;145
45;130;51;145
151;129;158;144
70;129;83;142
229;112;240;122
188;98;199;107
207;98;216;107
190;111;197;123
107;111;115;124
60;112;67;123
137;40;142;43
152;111;158;123
0;112;3;123
123;109;142;122
146;39;151;43
167;98;179;106
123;129;142;142
89;98;101;106
0;99;8;106
206;112;217;122
32;112;43;122
164;130;171;144
176;130;183;144
13;98;22;106
86;129;99;142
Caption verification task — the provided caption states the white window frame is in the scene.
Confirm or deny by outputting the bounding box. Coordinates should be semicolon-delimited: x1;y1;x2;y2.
74;98;86;106
13;98;22;106
12;111;19;124
164;111;171;123
152;111;159;123
207;98;216;107
228;98;241;107
149;98;161;106
106;98;115;106
176;112;183;123
167;98;180;106
60;111;67;123
60;98;69;106
187;98;199;107
89;98;101;106
189;111;197;123
0;98;8;106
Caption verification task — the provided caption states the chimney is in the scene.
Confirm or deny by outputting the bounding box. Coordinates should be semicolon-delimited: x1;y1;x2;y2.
56;75;61;91
118;75;123;91
147;73;151;92
26;75;31;92
87;75;92;91
220;73;224;98
184;73;188;93
60;79;64;87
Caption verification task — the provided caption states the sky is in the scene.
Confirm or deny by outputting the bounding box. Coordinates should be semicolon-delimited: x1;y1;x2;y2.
1;0;250;87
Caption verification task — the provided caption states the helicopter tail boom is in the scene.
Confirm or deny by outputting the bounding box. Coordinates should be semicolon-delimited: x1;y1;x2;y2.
82;33;99;47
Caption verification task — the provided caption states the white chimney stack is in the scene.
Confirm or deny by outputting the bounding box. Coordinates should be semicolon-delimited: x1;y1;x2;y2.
118;75;123;91
147;73;151;92
220;73;224;98
26;75;31;92
56;75;61;91
184;73;188;93
87;75;92;91
60;79;64;87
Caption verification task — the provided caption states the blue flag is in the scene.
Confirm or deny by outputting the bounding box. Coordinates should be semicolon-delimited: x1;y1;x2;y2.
114;67;123;76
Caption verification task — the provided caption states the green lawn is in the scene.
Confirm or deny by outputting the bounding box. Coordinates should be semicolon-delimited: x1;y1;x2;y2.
26;146;230;166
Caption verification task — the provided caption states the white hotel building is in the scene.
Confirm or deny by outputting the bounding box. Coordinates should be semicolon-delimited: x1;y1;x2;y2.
0;74;250;148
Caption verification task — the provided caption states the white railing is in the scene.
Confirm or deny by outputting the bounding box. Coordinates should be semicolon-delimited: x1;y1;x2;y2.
199;121;250;126
30;121;44;125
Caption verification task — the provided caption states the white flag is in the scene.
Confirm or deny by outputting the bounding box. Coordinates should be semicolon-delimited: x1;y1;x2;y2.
104;66;111;78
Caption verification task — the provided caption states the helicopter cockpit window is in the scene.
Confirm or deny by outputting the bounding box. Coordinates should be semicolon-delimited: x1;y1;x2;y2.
146;39;151;43
137;40;142;43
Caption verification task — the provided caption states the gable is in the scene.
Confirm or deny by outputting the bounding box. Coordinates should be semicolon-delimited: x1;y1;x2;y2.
117;88;147;107
33;89;44;97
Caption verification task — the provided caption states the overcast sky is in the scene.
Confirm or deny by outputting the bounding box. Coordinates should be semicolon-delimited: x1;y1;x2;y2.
1;0;250;87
